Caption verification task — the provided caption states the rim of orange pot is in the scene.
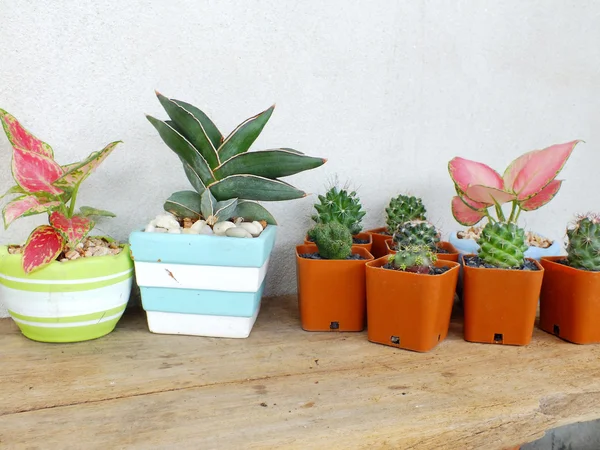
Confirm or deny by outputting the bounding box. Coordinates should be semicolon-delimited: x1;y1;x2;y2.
365;226;389;236
366;255;460;274
540;255;600;275
296;244;374;261
460;253;544;272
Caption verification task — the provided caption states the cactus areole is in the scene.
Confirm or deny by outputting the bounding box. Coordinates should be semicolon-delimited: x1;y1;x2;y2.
0;110;121;273
448;140;581;268
146;92;326;226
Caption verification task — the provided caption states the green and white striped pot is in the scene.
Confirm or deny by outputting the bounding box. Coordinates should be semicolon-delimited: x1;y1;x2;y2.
0;244;134;343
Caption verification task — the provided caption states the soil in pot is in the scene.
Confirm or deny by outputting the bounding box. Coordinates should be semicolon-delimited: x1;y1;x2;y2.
366;257;460;352
540;256;600;344
299;252;368;260
462;255;544;346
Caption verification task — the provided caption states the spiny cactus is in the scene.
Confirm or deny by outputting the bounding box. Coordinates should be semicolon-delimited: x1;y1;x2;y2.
478;222;528;269
566;214;600;271
393;220;440;250
385;194;427;233
310;222;352;260
311;186;366;235
389;244;437;274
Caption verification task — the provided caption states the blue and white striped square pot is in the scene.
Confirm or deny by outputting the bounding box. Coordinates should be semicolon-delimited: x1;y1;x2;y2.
129;225;276;338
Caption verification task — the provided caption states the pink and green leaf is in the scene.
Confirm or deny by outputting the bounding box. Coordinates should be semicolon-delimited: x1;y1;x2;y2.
0;109;54;158
454;185;491;210
49;211;93;246
2;195;61;228
511;140;581;200
53;141;121;190
11;146;64;195
502;149;539;192
464;185;516;205
451;196;486;226
22;225;65;273
448;157;504;193
519;180;563;211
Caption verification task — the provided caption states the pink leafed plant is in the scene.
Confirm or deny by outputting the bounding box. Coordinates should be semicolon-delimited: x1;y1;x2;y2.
448;140;582;226
0;109;121;273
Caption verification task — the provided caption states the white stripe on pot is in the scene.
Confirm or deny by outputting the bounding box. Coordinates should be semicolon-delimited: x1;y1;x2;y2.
11;311;126;328
1;279;133;318
134;259;270;292
0;268;133;285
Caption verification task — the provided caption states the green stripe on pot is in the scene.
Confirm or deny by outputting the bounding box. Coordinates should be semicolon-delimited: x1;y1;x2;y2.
0;243;133;281
13;317;123;343
0;270;133;292
8;304;126;324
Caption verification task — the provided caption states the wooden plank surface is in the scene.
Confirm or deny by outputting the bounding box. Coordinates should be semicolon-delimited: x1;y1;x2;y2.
1;295;599;449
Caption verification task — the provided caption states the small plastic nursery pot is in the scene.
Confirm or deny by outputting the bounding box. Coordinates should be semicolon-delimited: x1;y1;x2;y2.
365;227;391;259
462;254;544;346
365;257;460;352
129;225;277;339
539;256;600;344
304;232;373;253
384;239;459;262
449;231;561;260
296;244;373;332
0;244;133;343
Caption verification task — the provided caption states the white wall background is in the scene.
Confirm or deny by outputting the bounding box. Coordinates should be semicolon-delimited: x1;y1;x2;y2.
1;1;599;316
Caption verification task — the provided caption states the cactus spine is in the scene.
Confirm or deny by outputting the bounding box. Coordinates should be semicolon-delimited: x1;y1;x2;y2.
393;220;440;250
566;214;600;271
312;186;366;235
477;222;527;268
390;244;437;274
385;194;427;233
310;222;353;260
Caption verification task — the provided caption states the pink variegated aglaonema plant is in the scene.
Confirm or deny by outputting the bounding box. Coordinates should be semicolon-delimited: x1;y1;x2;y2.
0;109;121;273
448;140;582;226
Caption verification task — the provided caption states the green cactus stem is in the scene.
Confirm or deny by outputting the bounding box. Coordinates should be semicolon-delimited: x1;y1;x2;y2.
385;194;427;233
477;222;527;269
312;186;366;235
310;222;353;260
566;214;600;271
393;220;440;250
389;244;437;274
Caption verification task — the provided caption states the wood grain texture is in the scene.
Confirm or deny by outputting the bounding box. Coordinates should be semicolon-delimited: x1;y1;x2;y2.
1;295;599;449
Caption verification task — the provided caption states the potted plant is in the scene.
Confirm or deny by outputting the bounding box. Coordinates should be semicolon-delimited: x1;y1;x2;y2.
365;245;460;352
449;140;581;345
129;92;326;338
540;214;600;344
296;222;373;331
303;183;372;252
383;220;459;262
0;109;133;343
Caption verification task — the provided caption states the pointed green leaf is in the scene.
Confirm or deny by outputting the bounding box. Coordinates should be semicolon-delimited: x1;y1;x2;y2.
214;198;238;221
171;99;223;153
156;93;220;169
209;175;305;202
0;185;27;200
200;188;217;219
163;190;202;219
218;105;274;161
180;157;206;193
147;115;215;185
79;206;116;218
215;149;326;179
234;200;277;224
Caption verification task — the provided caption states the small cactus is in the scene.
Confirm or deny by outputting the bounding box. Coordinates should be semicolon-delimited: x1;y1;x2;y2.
566;214;600;271
312;186;366;235
310;222;353;260
393;220;440;250
389;244;437;274
477;222;528;268
385;194;427;233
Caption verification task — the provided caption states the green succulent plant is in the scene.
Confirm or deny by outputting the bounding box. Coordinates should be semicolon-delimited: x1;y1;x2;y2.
478;222;528;269
147;92;326;224
311;186;366;235
389;244;436;273
566;214;600;271
310;222;353;260
385;194;427;233
393;220;440;251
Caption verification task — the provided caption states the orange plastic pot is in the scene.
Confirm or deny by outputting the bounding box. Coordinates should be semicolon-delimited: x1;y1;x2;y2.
384;239;459;262
303;232;373;253
540;256;600;344
462;254;544;346
296;244;374;331
365;227;391;259
365;256;460;352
